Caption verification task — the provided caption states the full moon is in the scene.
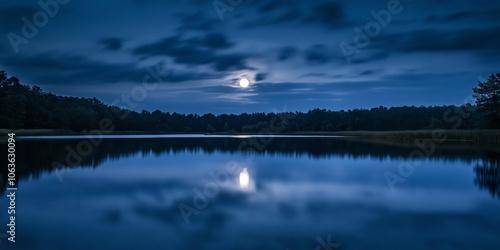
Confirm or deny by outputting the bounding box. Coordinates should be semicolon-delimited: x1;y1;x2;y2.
239;78;249;88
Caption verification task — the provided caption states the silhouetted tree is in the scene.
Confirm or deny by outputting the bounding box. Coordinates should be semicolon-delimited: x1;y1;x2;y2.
473;73;500;128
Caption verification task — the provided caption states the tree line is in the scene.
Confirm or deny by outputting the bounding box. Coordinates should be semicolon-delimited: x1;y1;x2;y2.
1;70;498;132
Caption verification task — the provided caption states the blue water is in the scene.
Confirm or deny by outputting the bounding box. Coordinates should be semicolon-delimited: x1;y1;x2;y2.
1;136;499;249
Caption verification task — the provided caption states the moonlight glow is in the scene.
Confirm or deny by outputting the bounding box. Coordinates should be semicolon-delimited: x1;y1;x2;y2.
239;78;249;88
239;168;250;189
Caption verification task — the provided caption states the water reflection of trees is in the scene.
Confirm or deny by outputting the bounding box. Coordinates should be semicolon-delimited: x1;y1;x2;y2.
0;137;497;194
474;151;500;199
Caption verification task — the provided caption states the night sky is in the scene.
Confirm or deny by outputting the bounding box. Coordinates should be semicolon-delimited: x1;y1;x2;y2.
1;0;499;114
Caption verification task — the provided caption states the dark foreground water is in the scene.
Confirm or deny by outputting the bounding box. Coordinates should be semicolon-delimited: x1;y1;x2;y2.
1;135;499;250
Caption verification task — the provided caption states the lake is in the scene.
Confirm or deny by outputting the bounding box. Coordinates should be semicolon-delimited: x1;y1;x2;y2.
1;135;499;250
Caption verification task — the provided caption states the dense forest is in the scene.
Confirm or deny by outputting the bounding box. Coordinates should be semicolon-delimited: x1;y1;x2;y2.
1;70;498;132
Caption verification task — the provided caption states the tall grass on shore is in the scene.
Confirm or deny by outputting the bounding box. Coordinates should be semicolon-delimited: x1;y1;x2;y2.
0;129;80;136
333;130;500;147
0;129;204;136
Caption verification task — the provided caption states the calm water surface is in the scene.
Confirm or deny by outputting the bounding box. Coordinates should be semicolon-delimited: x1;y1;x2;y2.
1;135;499;250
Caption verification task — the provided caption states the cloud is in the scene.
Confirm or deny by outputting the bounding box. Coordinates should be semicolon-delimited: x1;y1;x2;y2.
304;44;332;64
1;52;222;85
240;0;303;28
134;32;234;55
191;82;353;106
305;2;344;27
255;72;268;82
349;51;391;64
0;5;38;33
243;0;348;29
135;36;197;56
164;70;226;83
426;9;500;23
200;33;233;49
272;9;301;23
213;53;252;71
373;27;500;56
176;11;218;32
3;53;144;84
359;70;377;76
134;32;252;71
276;46;297;61
99;38;124;51
299;73;336;79
101;209;122;224
257;0;289;13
